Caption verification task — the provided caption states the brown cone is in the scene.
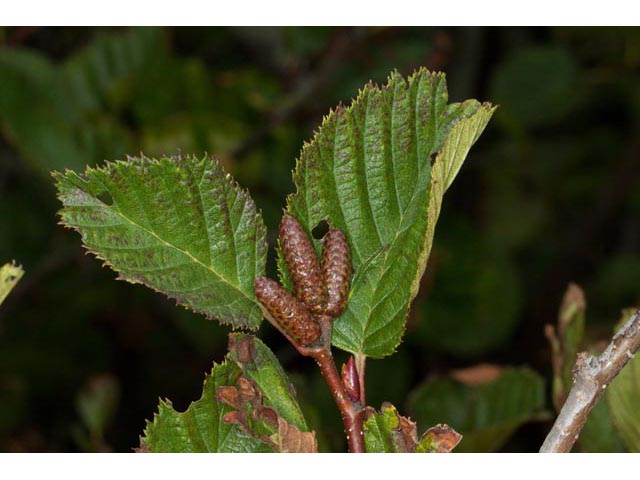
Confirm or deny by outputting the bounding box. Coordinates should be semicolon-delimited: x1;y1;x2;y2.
254;276;321;346
279;214;327;316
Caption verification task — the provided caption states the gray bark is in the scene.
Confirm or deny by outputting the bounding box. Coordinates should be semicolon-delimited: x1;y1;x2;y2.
540;311;640;453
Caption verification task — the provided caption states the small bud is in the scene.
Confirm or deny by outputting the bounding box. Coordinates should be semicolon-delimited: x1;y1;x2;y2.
341;356;361;403
279;214;327;316
321;227;351;318
254;276;321;346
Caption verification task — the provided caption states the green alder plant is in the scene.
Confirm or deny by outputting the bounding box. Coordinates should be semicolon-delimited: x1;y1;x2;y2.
54;68;497;453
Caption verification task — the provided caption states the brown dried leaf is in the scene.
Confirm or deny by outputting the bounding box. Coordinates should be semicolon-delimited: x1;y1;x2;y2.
133;441;150;453
217;374;318;453
396;414;419;452
418;424;462;453
216;385;240;408
271;417;318;453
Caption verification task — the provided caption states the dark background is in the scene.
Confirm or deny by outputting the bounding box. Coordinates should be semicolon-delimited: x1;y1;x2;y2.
1;26;639;452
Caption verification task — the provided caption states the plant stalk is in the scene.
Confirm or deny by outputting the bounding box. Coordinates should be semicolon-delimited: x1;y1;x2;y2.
261;308;366;452
312;347;365;453
540;310;640;452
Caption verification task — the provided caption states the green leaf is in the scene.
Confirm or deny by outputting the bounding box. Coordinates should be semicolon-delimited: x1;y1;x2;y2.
607;309;640;452
578;398;626;452
546;283;586;411
143;334;313;452
54;154;267;330
142;360;273;452
61;27;163;114
0;28;161;176
0;262;24;306
363;402;461;453
285;68;495;358
407;367;546;452
363;403;404;453
227;333;309;430
0;49;86;173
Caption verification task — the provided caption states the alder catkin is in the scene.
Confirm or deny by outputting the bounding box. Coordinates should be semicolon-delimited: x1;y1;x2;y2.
279;214;327;316
321;226;351;318
254;276;321;346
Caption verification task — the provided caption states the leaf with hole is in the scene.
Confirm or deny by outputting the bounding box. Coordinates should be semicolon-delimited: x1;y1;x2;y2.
142;335;311;452
142;360;272;452
285;68;495;358
54;154;267;330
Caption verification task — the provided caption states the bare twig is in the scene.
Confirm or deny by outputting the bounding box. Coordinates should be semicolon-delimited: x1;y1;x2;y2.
540;311;640;453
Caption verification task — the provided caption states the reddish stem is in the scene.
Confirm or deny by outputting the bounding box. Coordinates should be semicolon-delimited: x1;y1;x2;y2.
311;348;365;453
260;306;366;452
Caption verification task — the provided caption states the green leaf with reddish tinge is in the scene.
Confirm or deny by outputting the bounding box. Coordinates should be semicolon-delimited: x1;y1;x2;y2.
363;402;460;453
142;360;273;452
363;403;405;453
142;334;312;452
285;69;495;358
54;154;267;330
228;333;309;431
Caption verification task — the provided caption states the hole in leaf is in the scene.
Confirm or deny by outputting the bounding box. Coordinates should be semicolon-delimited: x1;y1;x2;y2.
97;191;113;206
312;220;329;240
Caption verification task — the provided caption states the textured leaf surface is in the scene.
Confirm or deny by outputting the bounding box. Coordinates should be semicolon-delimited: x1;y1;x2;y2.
216;375;317;452
143;360;272;452
0;262;24;306
55;154;267;329
285;69;495;358
407;367;546;452
363;402;460;453
143;334;311;452
228;334;309;430
607;309;640;452
415;424;463;453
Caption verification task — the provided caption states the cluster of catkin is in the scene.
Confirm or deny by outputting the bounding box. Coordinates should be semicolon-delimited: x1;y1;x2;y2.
254;214;351;347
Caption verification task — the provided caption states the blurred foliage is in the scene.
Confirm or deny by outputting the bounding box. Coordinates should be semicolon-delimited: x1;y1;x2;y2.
407;366;547;452
606;309;640;452
1;26;639;452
